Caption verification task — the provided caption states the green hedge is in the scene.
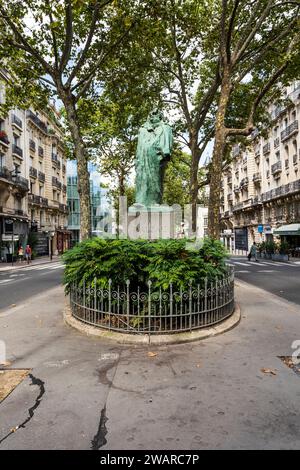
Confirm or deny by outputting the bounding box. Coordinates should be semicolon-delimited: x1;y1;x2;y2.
63;237;229;292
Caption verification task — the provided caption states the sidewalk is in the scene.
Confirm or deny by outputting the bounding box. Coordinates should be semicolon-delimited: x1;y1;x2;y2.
0;255;62;271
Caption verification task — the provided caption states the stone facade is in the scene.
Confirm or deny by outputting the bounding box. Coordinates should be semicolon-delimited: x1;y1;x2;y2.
220;81;300;251
0;70;69;260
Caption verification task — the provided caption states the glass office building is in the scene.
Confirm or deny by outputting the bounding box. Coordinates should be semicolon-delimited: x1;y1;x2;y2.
67;161;111;245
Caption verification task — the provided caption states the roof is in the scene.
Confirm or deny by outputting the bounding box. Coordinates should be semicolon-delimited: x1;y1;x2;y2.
273;224;300;236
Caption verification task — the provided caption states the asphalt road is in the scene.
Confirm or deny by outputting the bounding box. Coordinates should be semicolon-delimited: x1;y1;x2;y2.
228;256;300;305
0;262;64;311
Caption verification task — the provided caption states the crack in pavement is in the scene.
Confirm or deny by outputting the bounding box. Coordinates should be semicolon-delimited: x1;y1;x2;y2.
0;373;45;446
91;355;121;450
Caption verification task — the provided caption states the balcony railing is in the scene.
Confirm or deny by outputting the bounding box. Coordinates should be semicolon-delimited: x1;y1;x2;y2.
52;153;58;163
262;142;270;155
28;194;42;205
52;176;62;190
41;197;48;207
281;120;298;141
0;133;9;146
274;137;280;148
271;161;282;175
240;177;249;188
12;114;23;129
252;195;261;205
12;144;23;158
29;139;36;152
232;202;244;212
27;110;48;134
13;175;29;191
0;166;12;181
59;203;68;213
29;166;38;178
252;173;261;183
38;171;45;182
62;163;66;173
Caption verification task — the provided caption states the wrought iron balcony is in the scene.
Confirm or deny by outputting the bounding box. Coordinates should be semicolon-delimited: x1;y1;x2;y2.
0;132;9;146
271;161;282;175
29;166;38;178
29;139;36;152
59;203;68;213
12;114;23;129
41;197;48;207
281;120;298;141
252;173;261;183
13;175;29;191
52;153;58;164
38;146;44;157
38;171;45;182
0;166;12;181
274;137;280;148
52;176;62;190
12;144;23;158
27;110;48;134
28;194;42;205
240;177;249;188
262;142;270;155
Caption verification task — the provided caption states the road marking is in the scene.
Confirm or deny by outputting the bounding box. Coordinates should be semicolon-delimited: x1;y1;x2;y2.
233;261;250;266
235;270;250;273
257;270;276;273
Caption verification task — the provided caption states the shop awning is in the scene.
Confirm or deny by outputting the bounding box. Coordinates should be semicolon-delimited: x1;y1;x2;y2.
273;224;300;236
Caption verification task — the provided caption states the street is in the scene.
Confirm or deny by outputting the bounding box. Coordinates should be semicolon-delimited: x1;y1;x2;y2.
229;256;300;305
0;262;64;311
0;258;300;450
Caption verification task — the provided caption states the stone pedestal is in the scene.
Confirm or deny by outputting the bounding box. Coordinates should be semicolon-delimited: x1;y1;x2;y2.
128;204;178;240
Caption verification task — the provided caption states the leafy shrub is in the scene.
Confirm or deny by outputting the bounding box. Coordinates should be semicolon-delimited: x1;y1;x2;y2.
63;237;229;293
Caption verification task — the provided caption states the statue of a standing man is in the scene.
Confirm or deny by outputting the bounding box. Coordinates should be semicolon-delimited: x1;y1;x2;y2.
135;109;173;207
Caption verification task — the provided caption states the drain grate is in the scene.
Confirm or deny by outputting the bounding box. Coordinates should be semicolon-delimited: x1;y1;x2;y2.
278;356;300;377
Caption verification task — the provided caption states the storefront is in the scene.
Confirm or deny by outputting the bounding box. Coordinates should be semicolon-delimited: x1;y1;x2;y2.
273;223;300;254
0;214;29;262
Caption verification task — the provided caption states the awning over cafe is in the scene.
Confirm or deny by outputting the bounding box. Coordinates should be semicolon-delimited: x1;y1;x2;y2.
273;224;300;236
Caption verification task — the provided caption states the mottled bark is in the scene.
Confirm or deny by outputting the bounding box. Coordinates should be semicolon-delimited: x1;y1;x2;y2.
208;73;231;239
62;93;91;240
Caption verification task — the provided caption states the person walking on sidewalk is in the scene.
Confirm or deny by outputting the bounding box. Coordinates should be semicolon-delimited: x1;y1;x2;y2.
25;244;32;264
18;246;24;263
248;242;258;262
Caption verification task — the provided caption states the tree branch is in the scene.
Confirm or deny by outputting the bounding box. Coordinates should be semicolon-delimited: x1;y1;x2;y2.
66;0;114;86
0;7;54;76
48;9;59;69
59;0;73;73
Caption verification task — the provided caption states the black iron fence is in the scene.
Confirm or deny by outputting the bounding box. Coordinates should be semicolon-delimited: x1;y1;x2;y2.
69;268;235;335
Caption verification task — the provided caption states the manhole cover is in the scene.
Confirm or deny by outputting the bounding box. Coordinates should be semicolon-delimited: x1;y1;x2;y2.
278;356;300;377
0;369;30;402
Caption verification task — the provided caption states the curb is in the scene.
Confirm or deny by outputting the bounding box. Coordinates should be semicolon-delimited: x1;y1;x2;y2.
63;302;241;345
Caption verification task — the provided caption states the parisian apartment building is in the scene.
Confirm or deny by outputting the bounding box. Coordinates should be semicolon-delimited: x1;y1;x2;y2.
0;69;70;261
220;81;300;252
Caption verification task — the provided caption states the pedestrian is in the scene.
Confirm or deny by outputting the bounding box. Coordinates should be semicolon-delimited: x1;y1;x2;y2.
249;242;258;262
25;244;32;264
18;246;24;263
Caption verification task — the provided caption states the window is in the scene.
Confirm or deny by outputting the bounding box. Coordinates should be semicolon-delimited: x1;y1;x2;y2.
0;152;4;169
204;218;208;227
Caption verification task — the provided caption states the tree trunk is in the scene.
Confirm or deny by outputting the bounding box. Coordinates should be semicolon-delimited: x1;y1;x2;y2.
189;129;200;233
208;73;231;239
62;93;91;241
